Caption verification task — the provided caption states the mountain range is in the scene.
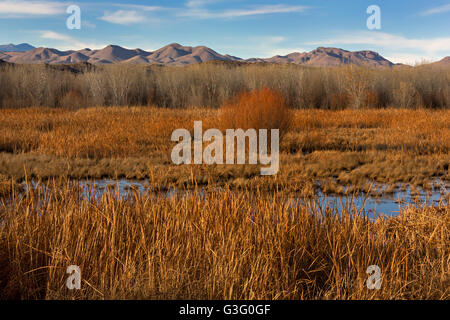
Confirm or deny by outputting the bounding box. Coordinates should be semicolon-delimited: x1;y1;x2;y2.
0;43;448;68
0;43;35;52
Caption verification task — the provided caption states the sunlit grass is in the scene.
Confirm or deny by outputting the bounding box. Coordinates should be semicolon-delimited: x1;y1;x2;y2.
0;107;448;193
0;180;448;300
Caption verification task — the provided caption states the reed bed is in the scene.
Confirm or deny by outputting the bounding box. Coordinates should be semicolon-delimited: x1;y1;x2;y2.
0;107;448;193
0;64;448;301
1;107;447;158
0;179;448;300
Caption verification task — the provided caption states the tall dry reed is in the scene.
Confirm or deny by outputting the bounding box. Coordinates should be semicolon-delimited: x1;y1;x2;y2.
0;180;448;300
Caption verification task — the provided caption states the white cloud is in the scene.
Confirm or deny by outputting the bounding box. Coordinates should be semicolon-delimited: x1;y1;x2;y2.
99;10;147;25
95;2;308;25
255;36;289;57
179;4;309;19
186;0;206;8
267;47;308;57
421;3;450;16
40;30;72;41
385;53;440;66
186;0;223;9
0;0;65;16
220;36;308;59
39;30;107;50
113;4;164;12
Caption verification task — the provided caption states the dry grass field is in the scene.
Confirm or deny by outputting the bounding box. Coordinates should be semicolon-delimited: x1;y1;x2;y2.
0;105;448;194
0;180;448;300
0;84;448;300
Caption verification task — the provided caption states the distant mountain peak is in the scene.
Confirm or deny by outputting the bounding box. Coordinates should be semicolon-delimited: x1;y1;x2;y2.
294;47;393;67
0;43;35;52
167;43;184;48
0;43;431;68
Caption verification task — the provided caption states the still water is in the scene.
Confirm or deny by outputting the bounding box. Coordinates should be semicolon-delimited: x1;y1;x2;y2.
37;178;448;219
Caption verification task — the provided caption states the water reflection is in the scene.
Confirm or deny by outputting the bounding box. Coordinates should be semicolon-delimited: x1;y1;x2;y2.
22;178;449;219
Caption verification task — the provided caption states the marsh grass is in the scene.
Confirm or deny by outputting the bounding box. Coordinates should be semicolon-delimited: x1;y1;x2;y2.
0;63;448;301
0;179;448;300
0;107;448;194
1;107;447;158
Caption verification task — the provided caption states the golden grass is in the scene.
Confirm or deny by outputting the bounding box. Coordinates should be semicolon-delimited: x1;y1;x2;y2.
1;107;448;158
0;180;448;300
0;107;448;193
0;106;448;300
288;109;449;154
0;174;23;197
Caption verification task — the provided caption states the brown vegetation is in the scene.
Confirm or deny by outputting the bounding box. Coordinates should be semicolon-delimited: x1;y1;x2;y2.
0;180;448;300
0;63;448;109
1;107;448;158
0;107;448;194
220;88;292;135
0;83;448;300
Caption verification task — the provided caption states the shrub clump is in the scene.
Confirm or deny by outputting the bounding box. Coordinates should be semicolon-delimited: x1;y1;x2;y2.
220;88;292;137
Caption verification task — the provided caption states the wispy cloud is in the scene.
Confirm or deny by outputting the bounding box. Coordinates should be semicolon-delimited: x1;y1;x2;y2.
98;2;306;25
186;0;208;8
40;30;72;41
267;46;308;57
39;30;107;50
179;4;309;19
186;0;225;8
253;36;295;57
112;4;165;12
421;3;450;16
99;10;147;25
384;53;439;65
0;0;65;17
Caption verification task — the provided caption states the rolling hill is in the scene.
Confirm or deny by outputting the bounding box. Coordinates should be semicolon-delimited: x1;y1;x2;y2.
0;43;440;68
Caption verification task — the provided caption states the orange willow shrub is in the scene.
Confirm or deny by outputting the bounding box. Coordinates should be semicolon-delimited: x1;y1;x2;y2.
219;88;292;138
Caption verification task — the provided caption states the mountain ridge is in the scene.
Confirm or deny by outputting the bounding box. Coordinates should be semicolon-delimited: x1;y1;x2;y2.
0;43;35;52
0;43;445;68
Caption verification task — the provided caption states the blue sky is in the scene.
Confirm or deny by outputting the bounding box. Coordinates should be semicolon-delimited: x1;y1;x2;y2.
1;0;449;64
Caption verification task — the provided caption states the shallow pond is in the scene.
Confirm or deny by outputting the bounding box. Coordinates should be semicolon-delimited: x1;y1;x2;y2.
25;178;446;219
